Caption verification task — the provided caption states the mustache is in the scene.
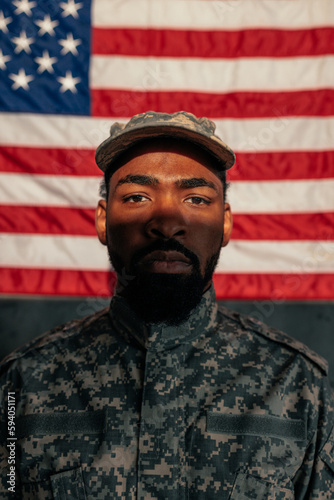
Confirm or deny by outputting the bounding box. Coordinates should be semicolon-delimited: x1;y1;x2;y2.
130;239;200;270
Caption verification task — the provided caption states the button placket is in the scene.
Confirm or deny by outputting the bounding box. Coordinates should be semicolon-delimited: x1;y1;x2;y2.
137;336;185;499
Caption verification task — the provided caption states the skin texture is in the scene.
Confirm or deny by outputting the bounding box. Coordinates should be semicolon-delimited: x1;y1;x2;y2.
95;140;232;297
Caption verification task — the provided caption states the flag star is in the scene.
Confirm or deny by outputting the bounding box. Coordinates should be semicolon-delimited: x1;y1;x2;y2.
13;0;37;16
35;50;57;73
9;68;34;90
12;30;34;54
0;11;12;33
35;14;59;36
57;71;80;93
59;33;81;55
60;0;83;19
0;49;11;70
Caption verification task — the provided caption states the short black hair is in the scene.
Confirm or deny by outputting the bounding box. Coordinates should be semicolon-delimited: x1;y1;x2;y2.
99;137;230;202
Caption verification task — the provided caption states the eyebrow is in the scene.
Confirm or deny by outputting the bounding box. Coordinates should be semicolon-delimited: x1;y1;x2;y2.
115;174;218;193
176;177;218;193
115;174;159;189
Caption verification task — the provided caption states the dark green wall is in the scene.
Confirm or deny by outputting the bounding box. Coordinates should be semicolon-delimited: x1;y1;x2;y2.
0;298;333;386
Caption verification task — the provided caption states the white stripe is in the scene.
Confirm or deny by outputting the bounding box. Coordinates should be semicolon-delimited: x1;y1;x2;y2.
218;240;334;273
91;55;334;93
1;174;334;214
1;113;333;152
92;0;334;29
0;173;101;208
0;234;109;270
217;117;334;153
1;234;333;273
228;179;334;214
217;240;334;274
0;114;111;150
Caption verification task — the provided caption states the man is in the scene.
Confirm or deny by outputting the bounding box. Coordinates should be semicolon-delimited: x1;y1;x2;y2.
0;111;333;499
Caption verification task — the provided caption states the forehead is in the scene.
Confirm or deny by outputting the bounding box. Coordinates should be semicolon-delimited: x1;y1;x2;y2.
109;138;224;184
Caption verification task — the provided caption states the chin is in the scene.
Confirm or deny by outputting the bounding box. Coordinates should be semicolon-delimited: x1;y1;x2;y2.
120;271;207;325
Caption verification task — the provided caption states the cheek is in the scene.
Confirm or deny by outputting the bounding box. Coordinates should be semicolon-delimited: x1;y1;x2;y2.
192;214;224;245
106;213;145;255
190;220;224;267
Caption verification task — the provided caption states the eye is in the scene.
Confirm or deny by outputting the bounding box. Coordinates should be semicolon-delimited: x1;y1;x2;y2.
184;196;210;205
123;194;150;203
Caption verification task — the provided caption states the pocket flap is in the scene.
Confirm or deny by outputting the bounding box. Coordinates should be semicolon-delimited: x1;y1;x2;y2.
207;412;306;441
319;426;334;474
51;467;87;500
230;472;294;499
17;411;107;483
16;410;107;440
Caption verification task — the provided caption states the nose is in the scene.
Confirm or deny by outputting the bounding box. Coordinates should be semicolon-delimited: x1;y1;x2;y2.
145;201;187;240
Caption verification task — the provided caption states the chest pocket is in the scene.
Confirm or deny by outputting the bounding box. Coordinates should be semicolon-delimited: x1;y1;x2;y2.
229;472;294;500
207;412;305;500
16;410;106;499
319;424;334;476
186;412;305;499
51;467;87;500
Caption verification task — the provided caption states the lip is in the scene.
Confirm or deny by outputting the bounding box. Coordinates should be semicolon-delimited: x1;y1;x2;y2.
142;250;191;264
139;250;192;273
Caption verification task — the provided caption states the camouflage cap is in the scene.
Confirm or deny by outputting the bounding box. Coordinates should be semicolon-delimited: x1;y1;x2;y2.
95;111;236;172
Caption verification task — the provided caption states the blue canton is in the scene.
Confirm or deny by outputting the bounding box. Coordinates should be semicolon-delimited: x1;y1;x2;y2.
0;0;92;115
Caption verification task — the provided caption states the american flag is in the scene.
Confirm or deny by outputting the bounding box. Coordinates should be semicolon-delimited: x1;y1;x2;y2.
0;0;333;300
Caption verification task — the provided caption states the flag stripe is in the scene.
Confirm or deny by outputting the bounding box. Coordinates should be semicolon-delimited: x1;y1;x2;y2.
0;268;116;297
1;234;334;273
2;205;334;241
230;151;334;181
91;55;334;92
0;206;96;236
0;173;100;208
2;173;334;213
0;146;100;177
91;88;334;119
92;27;334;58
1;268;333;300
92;0;334;30
231;213;334;241
2;147;333;182
229;180;334;214
220;240;334;273
0;234;109;270
1;114;333;152
212;273;334;300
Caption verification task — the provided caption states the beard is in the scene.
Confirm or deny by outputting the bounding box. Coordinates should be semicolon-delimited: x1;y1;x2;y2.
108;238;222;326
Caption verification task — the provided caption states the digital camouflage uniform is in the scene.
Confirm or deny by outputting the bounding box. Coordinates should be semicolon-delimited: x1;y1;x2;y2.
1;286;334;499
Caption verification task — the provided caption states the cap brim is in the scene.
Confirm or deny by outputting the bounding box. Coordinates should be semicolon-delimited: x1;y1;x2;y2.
95;122;235;172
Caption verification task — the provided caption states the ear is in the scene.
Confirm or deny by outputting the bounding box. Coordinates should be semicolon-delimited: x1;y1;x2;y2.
222;202;232;247
95;199;107;245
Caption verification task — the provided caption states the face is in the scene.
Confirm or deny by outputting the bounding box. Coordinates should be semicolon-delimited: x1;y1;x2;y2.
95;140;232;324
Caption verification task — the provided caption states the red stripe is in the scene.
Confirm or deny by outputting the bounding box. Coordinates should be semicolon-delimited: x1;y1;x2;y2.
0;147;101;176
91;88;334;119
2;206;334;241
1;147;333;181
0;268;116;296
229;151;334;181
231;213;334;241
213;273;334;300
92;27;334;58
0;206;96;235
1;268;333;299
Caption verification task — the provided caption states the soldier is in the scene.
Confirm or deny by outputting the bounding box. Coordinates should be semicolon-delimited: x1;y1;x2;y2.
1;111;334;499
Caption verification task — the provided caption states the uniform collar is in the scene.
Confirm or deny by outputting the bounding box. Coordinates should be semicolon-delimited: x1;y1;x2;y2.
108;286;219;351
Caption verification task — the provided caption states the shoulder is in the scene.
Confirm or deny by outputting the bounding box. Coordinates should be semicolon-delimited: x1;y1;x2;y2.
0;307;110;377
217;304;328;376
